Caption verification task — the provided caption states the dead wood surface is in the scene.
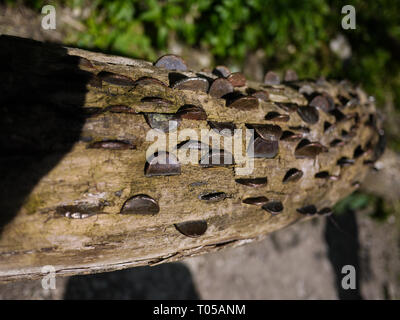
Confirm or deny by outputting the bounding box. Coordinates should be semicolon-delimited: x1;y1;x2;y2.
0;35;384;282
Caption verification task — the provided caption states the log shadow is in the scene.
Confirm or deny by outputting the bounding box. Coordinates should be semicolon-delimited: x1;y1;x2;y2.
0;35;89;236
324;210;363;300
64;262;200;300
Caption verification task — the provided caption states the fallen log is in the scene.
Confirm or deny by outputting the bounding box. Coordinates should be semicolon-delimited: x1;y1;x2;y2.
0;35;384;282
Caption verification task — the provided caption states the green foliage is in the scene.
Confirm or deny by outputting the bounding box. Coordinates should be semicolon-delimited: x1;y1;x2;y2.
21;1;400;118
334;192;372;214
334;192;394;223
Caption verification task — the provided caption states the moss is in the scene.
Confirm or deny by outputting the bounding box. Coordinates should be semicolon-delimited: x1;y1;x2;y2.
22;193;45;215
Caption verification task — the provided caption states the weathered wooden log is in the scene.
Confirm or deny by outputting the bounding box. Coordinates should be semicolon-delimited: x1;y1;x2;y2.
0;35;384;282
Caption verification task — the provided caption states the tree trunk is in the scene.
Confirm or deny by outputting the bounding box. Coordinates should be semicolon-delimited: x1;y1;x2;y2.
0;35;384;282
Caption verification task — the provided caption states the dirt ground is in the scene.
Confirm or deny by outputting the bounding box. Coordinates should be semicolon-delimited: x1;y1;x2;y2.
1;211;399;300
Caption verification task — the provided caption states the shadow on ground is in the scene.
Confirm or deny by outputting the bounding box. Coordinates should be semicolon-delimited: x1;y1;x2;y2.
324;210;363;300
64;262;200;299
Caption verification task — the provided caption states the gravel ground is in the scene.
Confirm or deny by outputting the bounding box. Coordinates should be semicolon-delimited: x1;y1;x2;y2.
1;211;399;300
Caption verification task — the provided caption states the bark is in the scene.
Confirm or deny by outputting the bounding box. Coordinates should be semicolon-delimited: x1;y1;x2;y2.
0;35;383;282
